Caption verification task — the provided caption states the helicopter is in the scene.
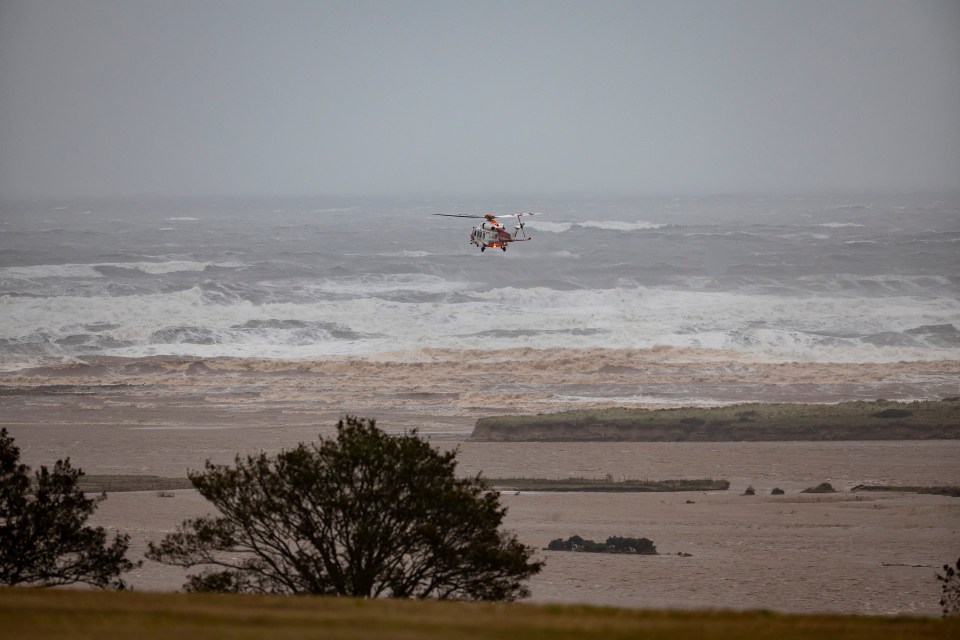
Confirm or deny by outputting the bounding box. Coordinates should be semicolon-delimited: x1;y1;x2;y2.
433;212;541;252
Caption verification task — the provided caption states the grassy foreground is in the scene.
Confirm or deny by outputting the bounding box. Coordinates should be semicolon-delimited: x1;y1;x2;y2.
472;399;960;441
1;588;956;640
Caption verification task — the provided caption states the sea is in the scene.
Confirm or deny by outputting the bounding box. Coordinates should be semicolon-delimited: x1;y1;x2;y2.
1;192;958;371
3;193;959;615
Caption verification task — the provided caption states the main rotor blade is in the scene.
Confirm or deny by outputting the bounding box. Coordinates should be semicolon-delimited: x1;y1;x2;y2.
433;212;543;220
496;211;540;218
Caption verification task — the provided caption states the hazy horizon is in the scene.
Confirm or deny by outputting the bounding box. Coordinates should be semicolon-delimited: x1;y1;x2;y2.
2;0;958;200
3;187;960;206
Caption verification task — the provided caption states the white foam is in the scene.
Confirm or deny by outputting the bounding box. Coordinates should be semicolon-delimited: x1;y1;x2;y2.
380;250;432;258
548;395;741;407
301;273;466;295
112;260;242;275
818;223;864;228
0;260;242;279
578;220;669;231
2;281;958;366
526;220;669;233
0;264;104;279
166;217;199;221
796;274;954;294
527;221;574;233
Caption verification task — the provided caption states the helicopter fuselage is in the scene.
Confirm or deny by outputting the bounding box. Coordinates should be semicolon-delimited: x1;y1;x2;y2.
470;221;515;252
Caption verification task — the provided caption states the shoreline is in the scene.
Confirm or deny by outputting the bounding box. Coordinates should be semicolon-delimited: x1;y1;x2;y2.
3;347;957;474
6;346;956;483
4;348;959;614
3;348;958;415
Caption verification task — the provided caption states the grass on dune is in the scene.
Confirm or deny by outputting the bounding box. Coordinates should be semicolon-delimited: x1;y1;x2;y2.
1;588;957;640
472;399;960;441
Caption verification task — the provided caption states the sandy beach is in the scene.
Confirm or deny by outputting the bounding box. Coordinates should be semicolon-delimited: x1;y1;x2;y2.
4;346;959;468
2;347;958;615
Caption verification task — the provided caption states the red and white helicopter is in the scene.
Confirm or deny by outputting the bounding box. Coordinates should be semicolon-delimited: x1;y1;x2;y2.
433;212;541;252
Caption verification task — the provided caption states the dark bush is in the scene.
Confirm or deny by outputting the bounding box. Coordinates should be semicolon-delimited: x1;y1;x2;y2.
605;536;657;554
801;482;837;493
938;558;960;617
0;429;137;589
547;535;656;555
148;417;542;601
547;535;586;551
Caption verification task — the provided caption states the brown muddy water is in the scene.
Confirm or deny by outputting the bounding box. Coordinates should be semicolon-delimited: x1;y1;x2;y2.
3;351;958;615
81;439;959;616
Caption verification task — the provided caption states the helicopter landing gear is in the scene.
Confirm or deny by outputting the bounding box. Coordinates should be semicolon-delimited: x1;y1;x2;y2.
480;246;485;252
501;246;507;252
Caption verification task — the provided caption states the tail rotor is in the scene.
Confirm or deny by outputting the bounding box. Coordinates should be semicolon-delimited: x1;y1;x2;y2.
512;211;537;239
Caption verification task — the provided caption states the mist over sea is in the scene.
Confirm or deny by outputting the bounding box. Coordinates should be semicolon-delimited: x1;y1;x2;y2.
1;193;958;372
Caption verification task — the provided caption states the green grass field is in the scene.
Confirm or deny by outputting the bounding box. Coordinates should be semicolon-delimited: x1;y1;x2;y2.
0;588;956;640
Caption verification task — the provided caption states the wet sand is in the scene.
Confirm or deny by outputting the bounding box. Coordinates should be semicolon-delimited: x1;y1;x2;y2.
3;347;959;615
92;445;959;616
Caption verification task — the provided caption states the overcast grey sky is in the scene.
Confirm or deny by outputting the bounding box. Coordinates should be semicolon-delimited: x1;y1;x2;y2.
1;0;958;198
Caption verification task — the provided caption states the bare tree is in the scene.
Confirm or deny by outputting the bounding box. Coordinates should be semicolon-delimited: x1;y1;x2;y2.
148;416;542;600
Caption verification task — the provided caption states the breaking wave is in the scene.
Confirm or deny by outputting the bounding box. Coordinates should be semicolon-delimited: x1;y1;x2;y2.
2;193;957;373
0;260;243;280
0;264;104;279
2;283;958;368
818;222;865;228
528;220;671;233
527;221;574;233
577;220;671;231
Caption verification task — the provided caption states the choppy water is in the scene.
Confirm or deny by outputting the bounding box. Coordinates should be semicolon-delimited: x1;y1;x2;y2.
85;439;959;615
2;193;958;370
